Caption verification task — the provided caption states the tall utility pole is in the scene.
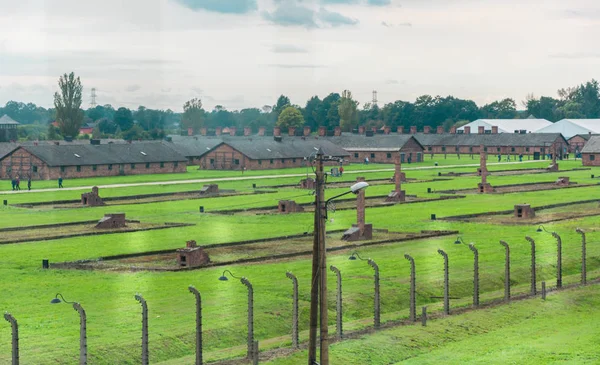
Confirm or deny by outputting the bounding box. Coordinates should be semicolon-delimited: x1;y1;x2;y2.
317;150;329;365
308;150;325;365
90;88;97;108
372;90;378;106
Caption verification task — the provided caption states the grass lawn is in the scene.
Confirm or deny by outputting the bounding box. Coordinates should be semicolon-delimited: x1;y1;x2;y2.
0;157;598;364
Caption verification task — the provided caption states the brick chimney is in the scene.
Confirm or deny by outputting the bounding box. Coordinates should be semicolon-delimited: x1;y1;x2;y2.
318;126;326;136
358;126;365;134
437;126;444;134
229;127;237;136
200;128;207;136
410;126;417;134
288;127;296;136
491;126;498;134
464;126;471;134
304;126;311;136
244;127;252;136
215;127;222;136
356;177;366;234
478;126;485;135
450;126;457;134
384;126;391;135
334;126;342;136
187;127;193;136
258;127;265;136
424;126;431;134
397;126;404;134
273;127;281;137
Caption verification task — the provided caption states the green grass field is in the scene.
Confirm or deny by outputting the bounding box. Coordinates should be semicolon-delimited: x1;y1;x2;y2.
0;156;598;364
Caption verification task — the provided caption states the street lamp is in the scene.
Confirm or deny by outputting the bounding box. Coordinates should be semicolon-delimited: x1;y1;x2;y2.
348;252;380;328
452;238;479;307
51;294;87;365
536;225;562;288
308;149;369;365
219;270;255;361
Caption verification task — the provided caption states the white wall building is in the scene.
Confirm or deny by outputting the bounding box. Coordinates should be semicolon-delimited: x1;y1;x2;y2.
457;119;552;134
535;119;600;139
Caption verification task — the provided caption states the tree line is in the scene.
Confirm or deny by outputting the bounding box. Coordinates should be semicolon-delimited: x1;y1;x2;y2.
2;73;600;141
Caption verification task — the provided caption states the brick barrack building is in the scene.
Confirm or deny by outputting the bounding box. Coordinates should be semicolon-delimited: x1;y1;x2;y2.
0;141;187;180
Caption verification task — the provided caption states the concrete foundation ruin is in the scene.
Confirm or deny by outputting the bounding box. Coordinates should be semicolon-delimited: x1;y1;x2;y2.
176;240;210;268
342;177;373;241
555;176;570;186
278;200;304;214
300;178;316;189
81;186;105;206
386;154;406;202
96;213;126;229
514;204;535;219
200;184;219;195
547;151;559;172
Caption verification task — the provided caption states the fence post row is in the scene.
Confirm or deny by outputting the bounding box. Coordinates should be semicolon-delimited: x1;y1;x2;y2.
134;294;149;365
285;272;299;348
367;259;381;329
404;254;416;322
576;228;586;285
437;249;450;315
468;244;479;307
72;303;87;365
499;240;510;302
525;236;537;295
551;232;563;289
4;312;19;365
188;286;203;365
241;278;254;360
330;265;343;340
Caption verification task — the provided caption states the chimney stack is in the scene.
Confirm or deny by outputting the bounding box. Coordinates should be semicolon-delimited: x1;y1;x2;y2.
478;126;485;135
258;127;265;136
273;127;281;137
200;127;207;136
464;126;471;134
371;127;378;134
384;126;391;135
304;126;311;136
358;126;365;134
334;126;342;136
244;127;252;136
450;126;457;134
424;126;431;134
288;127;296;136
410;126;417;134
187;127;193;136
229;127;237;136
318;126;326;137
397;126;404;134
437;126;444;134
215;127;222;136
491;126;498;134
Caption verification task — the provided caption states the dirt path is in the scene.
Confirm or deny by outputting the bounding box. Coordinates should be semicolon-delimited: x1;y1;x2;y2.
0;160;545;195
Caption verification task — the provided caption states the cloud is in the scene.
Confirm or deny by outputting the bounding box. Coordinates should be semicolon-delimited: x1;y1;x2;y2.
381;21;411;27
263;2;358;28
125;84;141;92
318;8;359;26
385;79;406;85
268;64;326;69
272;44;309;53
173;0;258;14
190;87;204;95
564;9;600;20
367;0;391;5
548;52;600;59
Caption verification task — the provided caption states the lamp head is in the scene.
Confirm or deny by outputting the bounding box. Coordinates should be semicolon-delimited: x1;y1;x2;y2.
50;297;61;304
348;254;357;260
218;275;229;281
536;226;543;232
350;181;369;194
454;236;463;244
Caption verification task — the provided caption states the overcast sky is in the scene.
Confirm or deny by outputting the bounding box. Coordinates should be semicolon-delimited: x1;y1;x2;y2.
0;0;599;112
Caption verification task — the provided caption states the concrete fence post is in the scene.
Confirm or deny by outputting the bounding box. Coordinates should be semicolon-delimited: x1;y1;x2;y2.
551;232;562;288
576;228;586;285
404;254;416;322
73;303;87;365
542;281;546;300
241;278;254;360
252;340;259;365
3;312;18;365
368;259;381;329
499;241;511;302
188;286;203;365
469;244;479;307
330;265;343;340
134;294;149;365
525;236;536;295
437;249;450;315
285;272;299;348
421;306;427;327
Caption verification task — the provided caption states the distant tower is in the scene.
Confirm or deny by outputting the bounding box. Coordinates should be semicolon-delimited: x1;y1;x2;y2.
91;88;97;108
372;90;378;106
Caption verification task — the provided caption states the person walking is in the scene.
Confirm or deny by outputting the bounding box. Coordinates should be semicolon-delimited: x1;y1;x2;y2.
339;166;344;176
58;176;63;188
10;178;15;191
15;177;20;191
27;176;31;191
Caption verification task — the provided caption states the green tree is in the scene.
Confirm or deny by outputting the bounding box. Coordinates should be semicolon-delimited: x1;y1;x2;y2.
273;95;291;117
53;72;83;137
276;106;305;129
338;90;359;131
114;107;134;131
47;123;60;140
181;98;204;134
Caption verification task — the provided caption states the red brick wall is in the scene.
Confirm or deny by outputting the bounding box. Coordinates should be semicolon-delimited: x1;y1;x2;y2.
0;147;187;180
424;140;566;156
582;153;600;166
569;136;587;153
